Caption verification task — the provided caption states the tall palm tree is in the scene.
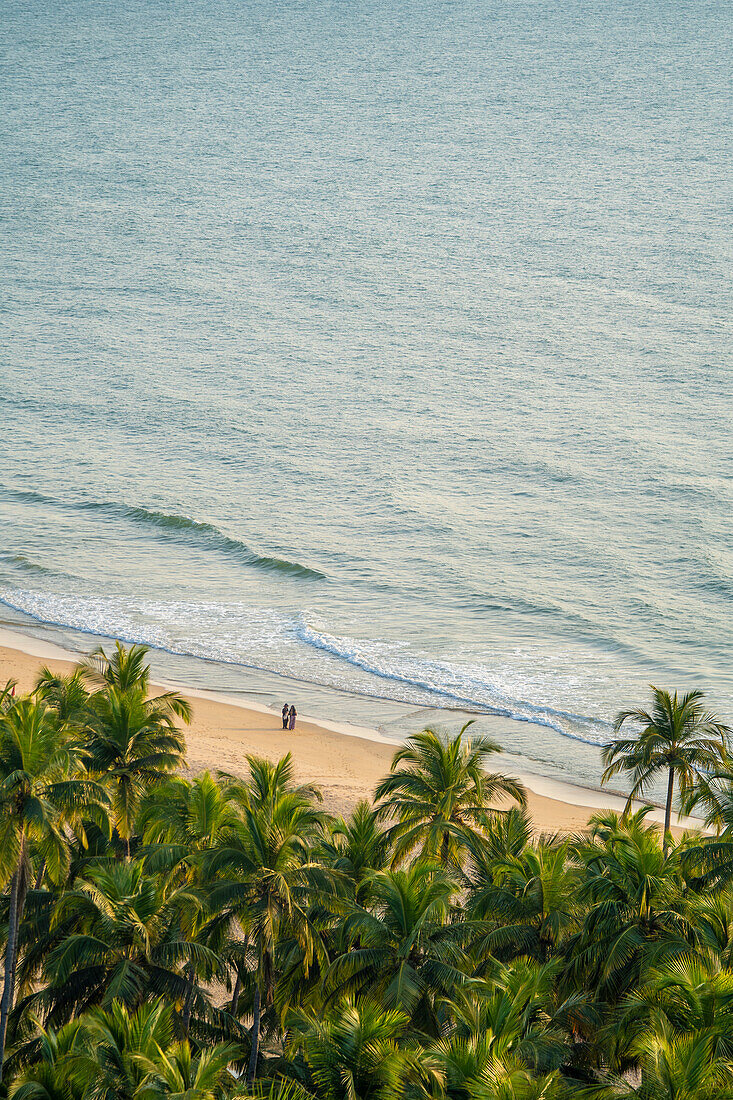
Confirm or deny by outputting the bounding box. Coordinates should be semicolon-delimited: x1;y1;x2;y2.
319;800;391;905
602;688;730;848
138;771;243;1032
205;757;327;1087
374;725;526;867
324;859;469;1033
1;680;18;714
67;999;177;1100
0;699;107;1081
604;1027;733;1099
152;1038;240;1099
610;955;733;1077
467;839;580;964
221;754;322;818
430;958;585;1100
566;810;692;1004
83;685;188;857
6;1017;86;1100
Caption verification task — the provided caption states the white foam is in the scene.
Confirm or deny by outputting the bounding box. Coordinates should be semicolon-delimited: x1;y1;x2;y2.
2;589;611;747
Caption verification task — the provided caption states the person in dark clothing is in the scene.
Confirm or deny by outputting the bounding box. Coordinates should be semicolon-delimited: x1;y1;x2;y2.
281;703;289;729
288;705;297;730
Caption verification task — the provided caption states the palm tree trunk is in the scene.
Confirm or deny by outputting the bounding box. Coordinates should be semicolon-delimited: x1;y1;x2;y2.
231;970;242;1015
0;837;27;1082
246;984;261;1086
33;860;46;891
182;960;196;1036
663;765;675;854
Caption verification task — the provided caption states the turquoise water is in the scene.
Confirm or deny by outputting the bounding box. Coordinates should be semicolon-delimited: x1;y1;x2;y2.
1;0;731;788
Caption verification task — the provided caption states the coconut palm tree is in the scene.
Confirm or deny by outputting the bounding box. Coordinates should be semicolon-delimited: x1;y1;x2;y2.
221;754;322;819
324;859;469;1033
6;1017;86;1100
138;771;244;1032
83;686;188;857
602;688;730;849
319;800;391;905
36;861;219;1027
467;840;580;964
0;698;107;1081
67;999;176;1100
610;954;733;1078
80;641;154;695
566;811;693;1004
430;958;585;1099
152;1037;241;1099
601;1028;733;1099
286;998;440;1100
205;758;328;1087
374;725;526;868
287;996;441;1100
33;668;90;726
1;680;18;714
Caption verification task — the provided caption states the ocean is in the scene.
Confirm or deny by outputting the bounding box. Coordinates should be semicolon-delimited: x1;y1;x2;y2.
1;0;731;790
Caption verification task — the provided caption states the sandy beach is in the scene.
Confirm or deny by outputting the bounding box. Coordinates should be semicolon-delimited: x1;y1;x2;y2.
0;628;698;835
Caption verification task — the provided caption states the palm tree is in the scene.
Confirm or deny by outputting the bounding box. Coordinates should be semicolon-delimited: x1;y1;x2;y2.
37;861;219;1026
430;958;584;1099
1;680;17;714
324;859;469;1034
80;641;191;722
467;839;580;963
67;999;176;1100
205;757;327;1087
80;641;153;694
604;1028;733;1099
319;800;391;904
34;668;90;726
374;725;526;867
138;771;243;1032
0;698;107;1081
152;1038;240;1099
566;810;693;1004
84;685;188;857
287;996;441;1100
610;955;733;1077
602;688;730;848
222;754;322;818
6;1017;86;1100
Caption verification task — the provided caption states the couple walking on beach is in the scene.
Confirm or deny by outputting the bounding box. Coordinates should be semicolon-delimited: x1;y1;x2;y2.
281;703;297;730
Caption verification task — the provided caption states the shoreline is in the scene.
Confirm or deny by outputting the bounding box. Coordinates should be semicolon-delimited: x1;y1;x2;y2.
0;625;701;833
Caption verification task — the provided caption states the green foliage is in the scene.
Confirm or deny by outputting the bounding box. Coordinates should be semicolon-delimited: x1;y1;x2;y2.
2;660;733;1100
374;724;526;867
602;687;730;841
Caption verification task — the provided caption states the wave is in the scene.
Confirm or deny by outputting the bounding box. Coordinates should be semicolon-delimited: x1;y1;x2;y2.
0;588;612;748
0;552;74;582
295;623;613;747
89;503;327;580
0;487;325;581
0;487;57;507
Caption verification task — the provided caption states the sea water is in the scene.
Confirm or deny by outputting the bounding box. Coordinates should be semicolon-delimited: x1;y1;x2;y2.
1;0;731;790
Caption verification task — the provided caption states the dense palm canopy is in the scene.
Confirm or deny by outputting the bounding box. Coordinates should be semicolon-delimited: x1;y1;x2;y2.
287;997;440;1100
3;659;733;1100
